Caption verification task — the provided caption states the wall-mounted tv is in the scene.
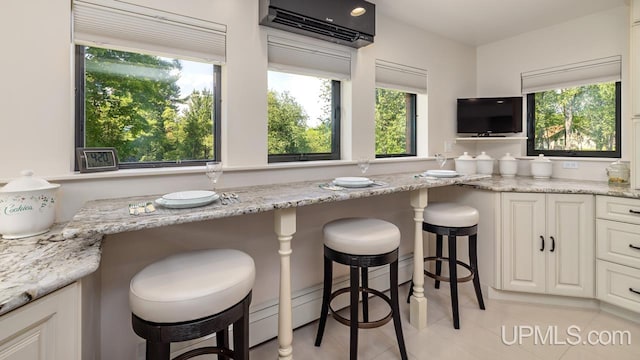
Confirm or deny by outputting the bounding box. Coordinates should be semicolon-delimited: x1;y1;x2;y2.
457;97;523;136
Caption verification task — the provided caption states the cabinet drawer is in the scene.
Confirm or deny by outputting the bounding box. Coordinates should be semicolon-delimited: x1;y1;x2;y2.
596;260;640;313
596;196;640;224
597;219;640;269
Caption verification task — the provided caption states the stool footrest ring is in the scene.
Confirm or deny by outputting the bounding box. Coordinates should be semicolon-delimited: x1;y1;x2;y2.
423;256;474;283
173;346;234;360
328;287;392;329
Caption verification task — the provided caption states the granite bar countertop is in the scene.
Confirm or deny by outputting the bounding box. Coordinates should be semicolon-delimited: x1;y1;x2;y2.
0;172;487;316
461;175;640;198
4;174;639;316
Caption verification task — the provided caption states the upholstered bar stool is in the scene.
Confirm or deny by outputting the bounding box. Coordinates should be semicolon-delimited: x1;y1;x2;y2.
315;218;408;360
129;249;255;360
407;202;485;329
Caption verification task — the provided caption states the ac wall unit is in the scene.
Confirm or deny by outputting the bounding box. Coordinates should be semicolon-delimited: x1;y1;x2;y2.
259;0;375;48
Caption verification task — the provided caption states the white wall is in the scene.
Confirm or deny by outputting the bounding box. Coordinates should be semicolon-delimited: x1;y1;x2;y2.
475;6;630;181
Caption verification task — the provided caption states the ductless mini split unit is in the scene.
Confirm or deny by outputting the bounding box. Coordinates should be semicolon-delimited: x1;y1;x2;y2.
259;0;376;48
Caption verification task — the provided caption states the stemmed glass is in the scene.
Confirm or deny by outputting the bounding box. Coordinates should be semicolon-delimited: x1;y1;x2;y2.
205;161;223;192
435;153;447;168
357;158;370;175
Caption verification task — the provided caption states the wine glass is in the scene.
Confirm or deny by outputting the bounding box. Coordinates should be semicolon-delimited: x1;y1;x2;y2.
435;153;447;168
205;161;223;191
357;158;370;175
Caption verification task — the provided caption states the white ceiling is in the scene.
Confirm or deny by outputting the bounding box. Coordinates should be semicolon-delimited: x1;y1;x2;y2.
374;0;627;46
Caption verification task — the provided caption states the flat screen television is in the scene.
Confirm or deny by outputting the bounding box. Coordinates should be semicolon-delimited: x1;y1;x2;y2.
457;97;523;136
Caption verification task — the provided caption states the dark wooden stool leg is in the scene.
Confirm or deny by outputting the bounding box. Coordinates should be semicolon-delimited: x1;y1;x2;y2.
146;341;170;360
435;234;443;289
448;235;460;329
350;265;359;360
216;329;228;360
469;234;485;310
361;267;369;323
406;279;414;304
233;298;250;360
315;255;333;346
390;259;408;360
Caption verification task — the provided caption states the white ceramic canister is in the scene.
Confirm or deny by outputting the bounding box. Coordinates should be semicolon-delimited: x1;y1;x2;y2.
475;151;494;175
530;154;552;179
454;152;476;175
0;170;60;239
499;153;518;177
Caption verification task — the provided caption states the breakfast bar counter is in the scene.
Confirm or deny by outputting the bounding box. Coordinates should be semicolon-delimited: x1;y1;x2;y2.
5;173;640;359
0;171;487;360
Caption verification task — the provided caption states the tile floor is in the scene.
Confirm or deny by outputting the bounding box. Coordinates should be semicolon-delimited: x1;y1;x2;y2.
249;283;640;359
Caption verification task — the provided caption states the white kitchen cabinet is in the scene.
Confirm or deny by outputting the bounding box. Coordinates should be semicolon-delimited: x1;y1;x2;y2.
501;193;595;298
596;195;640;312
0;283;80;360
634;0;640;24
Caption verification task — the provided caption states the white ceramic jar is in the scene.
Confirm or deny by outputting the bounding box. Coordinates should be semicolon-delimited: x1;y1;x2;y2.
499;153;518;177
0;170;60;239
455;152;476;175
475;151;494;175
530;154;552;179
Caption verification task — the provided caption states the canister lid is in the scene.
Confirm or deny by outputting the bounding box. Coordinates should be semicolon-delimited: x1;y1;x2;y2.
531;154;551;163
457;152;474;160
476;151;492;160
500;153;516;161
0;170;60;193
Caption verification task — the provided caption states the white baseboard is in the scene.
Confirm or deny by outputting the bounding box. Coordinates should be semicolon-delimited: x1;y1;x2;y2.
156;254;414;359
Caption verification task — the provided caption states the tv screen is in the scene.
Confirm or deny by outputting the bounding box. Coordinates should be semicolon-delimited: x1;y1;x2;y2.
457;97;523;136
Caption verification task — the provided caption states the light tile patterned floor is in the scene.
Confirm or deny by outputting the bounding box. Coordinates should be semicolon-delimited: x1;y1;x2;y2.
250;283;640;359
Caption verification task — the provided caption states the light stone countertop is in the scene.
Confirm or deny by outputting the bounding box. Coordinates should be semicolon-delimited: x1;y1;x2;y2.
2;173;639;316
0;172;487;316
460;175;640;198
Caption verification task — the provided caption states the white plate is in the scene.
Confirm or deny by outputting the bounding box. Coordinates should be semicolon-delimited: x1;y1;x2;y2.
333;179;374;188
334;177;371;183
162;190;216;201
155;193;220;209
423;170;459;178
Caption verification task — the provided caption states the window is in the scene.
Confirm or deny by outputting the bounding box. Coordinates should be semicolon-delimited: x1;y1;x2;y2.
267;35;350;162
374;60;426;158
523;56;621;157
72;0;226;168
75;46;221;168
268;71;340;162
375;88;416;157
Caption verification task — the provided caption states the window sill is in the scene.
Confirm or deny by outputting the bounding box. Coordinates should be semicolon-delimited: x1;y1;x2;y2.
22;157;434;183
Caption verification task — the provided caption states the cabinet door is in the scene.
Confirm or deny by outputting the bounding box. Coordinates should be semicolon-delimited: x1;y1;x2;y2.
546;194;594;297
502;193;546;293
634;0;640;24
0;283;80;360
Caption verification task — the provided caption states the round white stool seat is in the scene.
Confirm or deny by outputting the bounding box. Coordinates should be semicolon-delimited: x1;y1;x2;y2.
129;249;255;323
424;203;479;228
323;218;400;255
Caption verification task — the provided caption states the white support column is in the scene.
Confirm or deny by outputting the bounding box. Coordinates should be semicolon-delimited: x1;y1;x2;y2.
274;208;296;360
409;188;428;329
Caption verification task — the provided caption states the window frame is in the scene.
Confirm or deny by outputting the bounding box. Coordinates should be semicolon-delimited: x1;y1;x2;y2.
526;81;621;158
374;89;417;158
74;45;222;170
267;79;341;163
